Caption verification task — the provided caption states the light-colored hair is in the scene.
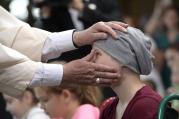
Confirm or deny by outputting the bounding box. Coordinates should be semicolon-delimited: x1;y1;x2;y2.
39;61;102;106
37;84;102;106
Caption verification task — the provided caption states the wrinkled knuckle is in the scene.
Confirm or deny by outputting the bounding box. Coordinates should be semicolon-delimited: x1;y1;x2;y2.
90;75;95;79
87;69;95;76
89;68;95;73
98;21;104;26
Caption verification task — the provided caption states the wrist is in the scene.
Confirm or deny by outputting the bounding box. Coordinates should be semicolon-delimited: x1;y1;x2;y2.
72;30;80;48
62;64;69;84
73;30;85;47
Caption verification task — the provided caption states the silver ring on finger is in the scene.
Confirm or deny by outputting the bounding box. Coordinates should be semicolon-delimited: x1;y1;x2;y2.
96;78;101;84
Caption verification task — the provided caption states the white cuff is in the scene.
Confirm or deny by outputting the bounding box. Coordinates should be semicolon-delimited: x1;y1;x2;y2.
29;63;63;87
49;29;76;51
42;30;77;62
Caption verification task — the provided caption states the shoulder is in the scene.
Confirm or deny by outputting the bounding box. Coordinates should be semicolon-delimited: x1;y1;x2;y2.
128;95;161;119
77;104;99;112
100;97;118;110
132;96;161;109
132;86;162;109
100;97;118;119
72;104;99;119
124;86;162;119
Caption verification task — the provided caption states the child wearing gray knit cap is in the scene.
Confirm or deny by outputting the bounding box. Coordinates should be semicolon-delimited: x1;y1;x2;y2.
93;27;162;119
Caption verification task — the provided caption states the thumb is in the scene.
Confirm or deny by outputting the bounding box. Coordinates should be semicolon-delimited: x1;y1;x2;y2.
82;49;96;62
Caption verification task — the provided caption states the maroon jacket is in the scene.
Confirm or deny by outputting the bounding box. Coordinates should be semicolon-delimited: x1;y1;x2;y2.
100;86;162;119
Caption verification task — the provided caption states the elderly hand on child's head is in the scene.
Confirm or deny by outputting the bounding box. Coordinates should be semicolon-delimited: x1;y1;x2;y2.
62;21;128;85
73;21;128;47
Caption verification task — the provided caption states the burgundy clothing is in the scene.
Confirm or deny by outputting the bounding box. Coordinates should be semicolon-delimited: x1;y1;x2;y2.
100;86;162;119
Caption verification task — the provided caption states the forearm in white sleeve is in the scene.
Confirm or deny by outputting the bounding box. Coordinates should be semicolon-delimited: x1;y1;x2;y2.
42;30;77;62
29;63;63;87
30;30;79;87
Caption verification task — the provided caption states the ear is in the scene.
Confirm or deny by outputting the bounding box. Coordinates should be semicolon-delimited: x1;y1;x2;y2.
61;89;72;103
22;91;33;106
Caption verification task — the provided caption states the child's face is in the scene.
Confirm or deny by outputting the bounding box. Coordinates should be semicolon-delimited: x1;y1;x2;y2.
92;46;123;86
165;49;179;67
35;88;69;118
163;9;179;28
3;95;27;118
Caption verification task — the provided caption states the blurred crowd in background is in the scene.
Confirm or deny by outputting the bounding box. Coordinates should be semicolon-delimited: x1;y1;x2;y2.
1;0;179;118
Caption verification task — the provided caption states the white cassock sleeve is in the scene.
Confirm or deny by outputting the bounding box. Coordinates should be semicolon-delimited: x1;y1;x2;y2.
0;5;77;97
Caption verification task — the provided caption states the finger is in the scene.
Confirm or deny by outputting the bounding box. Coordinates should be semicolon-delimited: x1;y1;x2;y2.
94;72;118;79
91;63;117;72
77;78;95;85
106;22;128;33
93;32;108;40
82;49;96;61
96;22;118;38
110;21;128;28
94;78;119;86
78;78;118;86
97;78;115;86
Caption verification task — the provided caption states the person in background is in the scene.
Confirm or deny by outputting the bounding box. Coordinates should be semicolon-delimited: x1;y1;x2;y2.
33;0;121;31
167;64;179;112
33;0;75;32
153;6;179;51
70;0;121;29
92;27;161;119
35;84;102;119
165;42;179;112
145;0;179;89
34;61;102;119
3;88;50;119
165;42;179;68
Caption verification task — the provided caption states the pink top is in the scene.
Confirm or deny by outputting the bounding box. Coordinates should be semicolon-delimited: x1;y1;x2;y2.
72;104;100;119
54;104;99;119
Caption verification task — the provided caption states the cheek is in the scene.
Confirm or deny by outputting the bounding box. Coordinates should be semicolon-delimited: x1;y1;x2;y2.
95;54;113;66
45;96;67;118
95;55;105;64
